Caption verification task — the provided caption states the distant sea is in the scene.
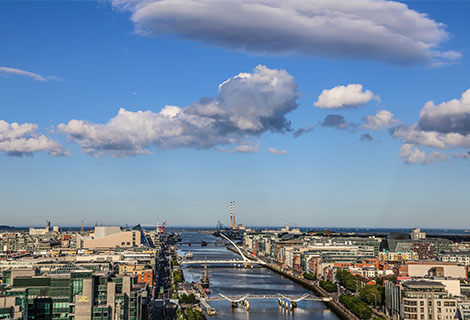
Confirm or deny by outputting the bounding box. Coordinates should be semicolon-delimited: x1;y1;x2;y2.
165;226;470;236
2;225;469;236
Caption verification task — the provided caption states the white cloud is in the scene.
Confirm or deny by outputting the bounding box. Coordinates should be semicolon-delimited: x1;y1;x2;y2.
314;84;375;109
58;65;299;157
363;110;399;130
399;143;446;164
417;89;470;135
113;0;460;65
218;143;260;154
0;120;68;156
267;147;288;155
0;67;62;82
391;89;470;150
391;88;470;164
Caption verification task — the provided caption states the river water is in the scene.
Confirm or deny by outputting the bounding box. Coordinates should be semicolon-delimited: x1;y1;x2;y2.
177;231;340;320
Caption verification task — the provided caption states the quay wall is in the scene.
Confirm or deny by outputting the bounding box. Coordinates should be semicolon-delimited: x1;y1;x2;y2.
225;245;359;320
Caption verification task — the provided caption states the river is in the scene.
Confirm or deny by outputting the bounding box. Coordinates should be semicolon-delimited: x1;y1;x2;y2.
177;231;340;320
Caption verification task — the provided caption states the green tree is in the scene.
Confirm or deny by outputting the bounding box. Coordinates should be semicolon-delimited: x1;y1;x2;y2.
336;269;359;292
303;272;316;281
194;309;204;320
173;270;183;283
180;293;197;304
171;256;180;267
320;280;338;292
359;285;382;306
176;308;184;320
186;308;195;320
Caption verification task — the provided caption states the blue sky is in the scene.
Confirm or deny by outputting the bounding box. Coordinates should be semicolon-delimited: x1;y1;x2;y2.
1;0;469;228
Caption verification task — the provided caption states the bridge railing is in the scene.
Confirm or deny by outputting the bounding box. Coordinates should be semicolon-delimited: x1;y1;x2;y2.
205;293;330;302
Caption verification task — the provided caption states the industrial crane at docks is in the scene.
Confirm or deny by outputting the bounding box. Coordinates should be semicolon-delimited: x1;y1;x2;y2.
156;221;166;234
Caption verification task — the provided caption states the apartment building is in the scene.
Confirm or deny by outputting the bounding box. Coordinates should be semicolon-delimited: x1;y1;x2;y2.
401;281;457;320
439;252;470;266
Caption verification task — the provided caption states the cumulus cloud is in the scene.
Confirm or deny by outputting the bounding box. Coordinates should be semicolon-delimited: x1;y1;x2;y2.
390;88;470;164
58;65;298;156
391;89;470;150
0;67;63;82
360;133;373;141
267;147;288;155
399;143;446;164
315;84;375;109
112;0;459;65
293;125;314;138
417;89;470;135
363;110;399;130
0;120;68;156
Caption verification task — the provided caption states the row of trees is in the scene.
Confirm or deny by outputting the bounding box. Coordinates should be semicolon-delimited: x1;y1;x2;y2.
185;308;204;320
339;294;373;319
171;256;179;267
335;269;388;319
173;269;183;284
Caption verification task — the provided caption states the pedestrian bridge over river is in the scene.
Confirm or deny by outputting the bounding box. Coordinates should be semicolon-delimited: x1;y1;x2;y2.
207;293;331;303
199;293;331;314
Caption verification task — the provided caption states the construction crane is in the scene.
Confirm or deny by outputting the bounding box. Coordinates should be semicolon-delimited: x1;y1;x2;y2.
216;221;225;231
156;221;166;234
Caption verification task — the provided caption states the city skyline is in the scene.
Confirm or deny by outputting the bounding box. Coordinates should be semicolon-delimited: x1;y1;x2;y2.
1;1;470;228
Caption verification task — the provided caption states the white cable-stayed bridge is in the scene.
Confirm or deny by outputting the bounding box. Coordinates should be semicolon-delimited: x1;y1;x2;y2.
180;233;265;266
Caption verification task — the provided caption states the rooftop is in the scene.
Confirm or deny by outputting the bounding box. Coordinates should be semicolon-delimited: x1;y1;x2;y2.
402;280;445;290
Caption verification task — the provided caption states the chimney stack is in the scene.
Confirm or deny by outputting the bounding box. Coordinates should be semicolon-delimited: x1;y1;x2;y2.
233;201;236;229
230;201;233;229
